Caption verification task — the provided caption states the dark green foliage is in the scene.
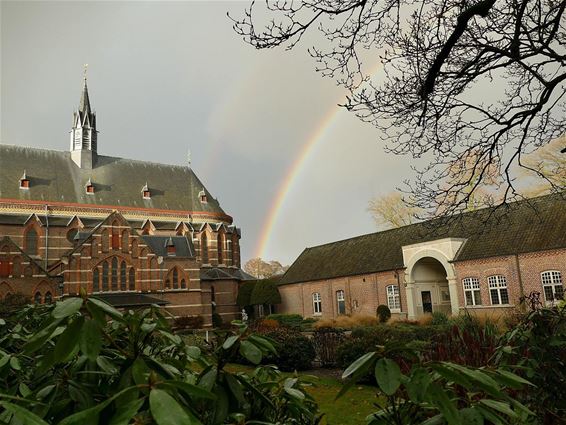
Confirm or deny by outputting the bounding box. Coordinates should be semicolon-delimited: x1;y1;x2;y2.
236;281;256;306
0;293;29;318
266;313;315;330
376;304;391;323
263;329;316;371
173;315;204;330
495;302;566;424
431;311;449;325
212;312;223;328
250;279;282;305
0;295;322;424
312;327;345;367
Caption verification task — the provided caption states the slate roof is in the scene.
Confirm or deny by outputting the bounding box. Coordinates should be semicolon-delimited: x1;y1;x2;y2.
280;193;566;285
200;267;258;281
141;235;195;258
0;144;229;220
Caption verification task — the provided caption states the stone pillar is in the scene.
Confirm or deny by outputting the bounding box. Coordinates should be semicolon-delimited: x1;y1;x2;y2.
448;277;460;315
405;277;416;320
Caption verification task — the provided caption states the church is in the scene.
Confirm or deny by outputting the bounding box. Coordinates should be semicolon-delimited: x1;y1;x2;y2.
0;75;252;325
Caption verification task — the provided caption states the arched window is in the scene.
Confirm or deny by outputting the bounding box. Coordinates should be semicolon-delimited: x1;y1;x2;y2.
120;261;127;291
386;285;401;311
93;268;100;292
111;257;118;291
312;293;322;315
101;229;109;253
165;279;171;290
129;268;136;291
488;275;509;305
25;228;38;255
111;222;120;250
231;234;238;266
336;290;346;315
0;247;10;278
12;257;21;278
217;234;223;265
150;257;158;291
121;230;129;252
463;277;482;306
541;271;563;303
91;239;98;257
180;279;186;289
131;239;138;258
44;292;52;304
34;292;42;304
201;233;208;264
173;268;179;289
102;261;109;291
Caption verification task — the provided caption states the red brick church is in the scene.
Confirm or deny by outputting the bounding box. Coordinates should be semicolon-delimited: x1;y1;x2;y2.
0;76;253;325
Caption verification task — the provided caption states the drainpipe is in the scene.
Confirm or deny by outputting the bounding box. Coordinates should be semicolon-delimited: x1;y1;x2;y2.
44;205;49;271
394;270;402;312
515;253;525;310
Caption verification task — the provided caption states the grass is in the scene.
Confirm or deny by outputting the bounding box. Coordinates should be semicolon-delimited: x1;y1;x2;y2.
225;364;378;425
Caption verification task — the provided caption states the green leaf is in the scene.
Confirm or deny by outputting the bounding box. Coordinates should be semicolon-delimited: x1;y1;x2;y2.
442;363;500;396
54;316;84;362
405;367;431;403
428;383;460;425
198;367;217;392
0;401;49;425
53;298;83;319
108;398;144;425
239;340;262;365
87;297;123;320
96;356;118;374
159;381;217;400
374;358;402;395
23;319;64;354
149;389;200;425
224;373;244;404
479;399;517;418
222;335;239;350
342;352;377;380
284;387;305;399
213;385;229;424
0;354;10;369
10;356;21;370
79;320;102;361
459;407;484;425
495;370;532;387
248;335;277;354
132;358;149;386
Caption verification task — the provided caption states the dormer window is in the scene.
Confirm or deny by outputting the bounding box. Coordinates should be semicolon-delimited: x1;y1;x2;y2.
166;237;176;256
19;171;30;190
85;178;95;194
199;189;207;204
142;183;151;200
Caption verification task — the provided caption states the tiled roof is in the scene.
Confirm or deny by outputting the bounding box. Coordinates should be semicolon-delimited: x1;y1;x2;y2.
279;193;566;285
141;235;195;258
0;144;229;220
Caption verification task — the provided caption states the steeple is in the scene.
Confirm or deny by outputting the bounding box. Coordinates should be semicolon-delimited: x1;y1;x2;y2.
70;65;98;169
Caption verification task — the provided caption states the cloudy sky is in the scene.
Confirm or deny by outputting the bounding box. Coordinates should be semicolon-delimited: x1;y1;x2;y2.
1;1;412;265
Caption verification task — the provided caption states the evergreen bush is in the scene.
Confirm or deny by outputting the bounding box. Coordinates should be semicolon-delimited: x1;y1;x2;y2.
250;279;282;305
376;304;391;323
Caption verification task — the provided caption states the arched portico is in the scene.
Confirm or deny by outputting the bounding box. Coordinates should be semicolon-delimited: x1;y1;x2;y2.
403;245;461;320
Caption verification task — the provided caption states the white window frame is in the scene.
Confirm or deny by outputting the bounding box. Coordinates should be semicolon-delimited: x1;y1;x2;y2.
386;285;401;312
312;292;322;315
336;290;346;315
541;271;563;303
488;275;510;305
462;277;482;306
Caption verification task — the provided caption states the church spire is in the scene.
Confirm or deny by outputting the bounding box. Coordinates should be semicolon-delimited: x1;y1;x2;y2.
70;65;98;169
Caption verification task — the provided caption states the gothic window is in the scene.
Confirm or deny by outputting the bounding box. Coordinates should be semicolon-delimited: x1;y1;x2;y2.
386;285;401;311
25;228;38;255
93;268;100;292
488;275;509;305
541;271;563;302
336;290;346;315
201;233;208;264
463;277;482;306
121;230;129;252
12;257;21;278
131;239;138;258
44;292;52;304
312;293;322;315
111;257;118;291
111;222;120;250
165;279;171;290
102;261;109;291
180;279;186;289
217;234;223;265
101;229;109;253
91;239;98;256
173;268;179;289
120;261;127;291
129;268;136;291
34;292;42;304
150;257;158;291
231;234;238;266
24;266;33;278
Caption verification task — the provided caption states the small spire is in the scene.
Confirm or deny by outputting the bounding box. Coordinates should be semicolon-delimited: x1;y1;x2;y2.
83;63;88;82
20;170;27;180
79;65;91;114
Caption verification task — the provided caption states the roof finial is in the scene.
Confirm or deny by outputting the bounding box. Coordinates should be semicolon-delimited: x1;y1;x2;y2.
83;63;88;83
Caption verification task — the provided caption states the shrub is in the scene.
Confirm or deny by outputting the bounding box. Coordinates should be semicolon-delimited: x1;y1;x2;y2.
376;304;391;323
0;292;30;318
250;318;280;333
263;329;315;371
266;313;304;329
430;311;449;326
173;315;204;330
313;314;378;329
237;281;256;306
312;327;345;367
250;279;282;305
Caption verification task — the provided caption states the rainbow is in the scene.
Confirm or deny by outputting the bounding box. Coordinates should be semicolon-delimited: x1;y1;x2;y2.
255;63;384;259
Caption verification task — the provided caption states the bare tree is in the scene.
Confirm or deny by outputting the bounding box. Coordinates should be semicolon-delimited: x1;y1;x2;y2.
368;192;420;229
243;257;288;278
232;1;566;218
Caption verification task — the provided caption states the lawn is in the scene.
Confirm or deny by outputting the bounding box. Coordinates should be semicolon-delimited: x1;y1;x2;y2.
225;364;378;425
